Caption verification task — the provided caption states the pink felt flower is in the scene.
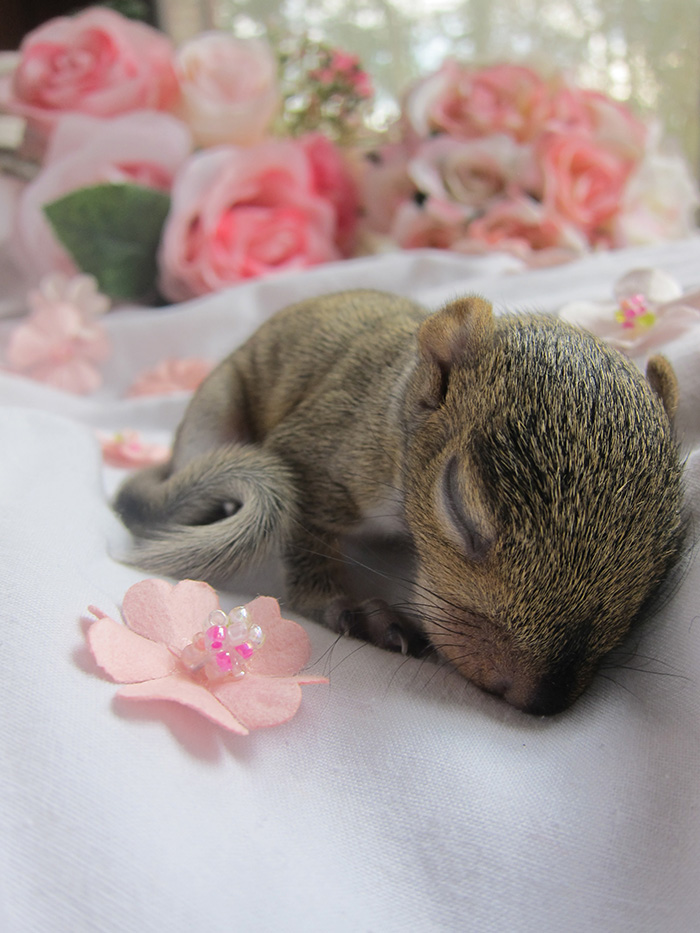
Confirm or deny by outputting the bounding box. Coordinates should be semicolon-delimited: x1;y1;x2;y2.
5;7;179;151
86;580;327;734
126;358;213;397
4;273;110;393
98;430;171;468
559;267;700;356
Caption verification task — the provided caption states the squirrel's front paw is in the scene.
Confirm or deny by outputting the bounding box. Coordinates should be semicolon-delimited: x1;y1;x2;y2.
323;597;429;657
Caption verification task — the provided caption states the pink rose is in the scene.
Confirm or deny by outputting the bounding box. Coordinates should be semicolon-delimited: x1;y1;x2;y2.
390;197;468;251
158;140;341;301
548;85;647;160
300;133;360;256
6;7;179;149
14;111;192;281
538;133;633;238
357;143;415;236
406;61;550;143
462;194;587;263
175;33;279;148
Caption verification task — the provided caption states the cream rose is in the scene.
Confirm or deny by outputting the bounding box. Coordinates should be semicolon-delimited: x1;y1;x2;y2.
176;33;279;148
407;134;538;213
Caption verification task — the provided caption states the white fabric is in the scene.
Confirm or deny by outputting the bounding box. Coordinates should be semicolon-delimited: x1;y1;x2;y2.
2;243;700;933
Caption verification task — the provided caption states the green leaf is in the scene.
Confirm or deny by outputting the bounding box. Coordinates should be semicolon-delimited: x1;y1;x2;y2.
43;183;171;301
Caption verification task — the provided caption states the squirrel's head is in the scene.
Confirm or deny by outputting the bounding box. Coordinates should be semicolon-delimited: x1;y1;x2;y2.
402;296;685;715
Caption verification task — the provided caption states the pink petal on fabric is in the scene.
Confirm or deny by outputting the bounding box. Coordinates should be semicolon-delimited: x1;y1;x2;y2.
211;674;306;730
121;578;220;651
245;596;313;677
98;430;171;468
117;673;249;735
126;358;213;397
87;613;177;683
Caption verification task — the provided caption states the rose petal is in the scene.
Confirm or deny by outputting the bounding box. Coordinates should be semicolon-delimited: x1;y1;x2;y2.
87;613;177;683
117;673;249;735
245;596;313;677
121;578;220;650
211;674;305;730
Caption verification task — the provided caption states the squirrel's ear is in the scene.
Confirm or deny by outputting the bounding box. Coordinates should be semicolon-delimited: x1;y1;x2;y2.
417;297;494;405
646;354;679;422
419;296;495;370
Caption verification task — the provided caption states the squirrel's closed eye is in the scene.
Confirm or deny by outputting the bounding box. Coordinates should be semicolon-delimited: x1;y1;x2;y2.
438;456;494;562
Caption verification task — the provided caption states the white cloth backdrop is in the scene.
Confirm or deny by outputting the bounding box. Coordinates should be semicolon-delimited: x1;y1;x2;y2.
1;242;700;932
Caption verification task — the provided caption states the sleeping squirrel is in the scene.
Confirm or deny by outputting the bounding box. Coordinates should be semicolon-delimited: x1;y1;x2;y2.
115;289;685;715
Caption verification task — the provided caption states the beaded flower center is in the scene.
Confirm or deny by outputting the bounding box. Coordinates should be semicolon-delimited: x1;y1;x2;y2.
180;606;265;682
614;293;656;330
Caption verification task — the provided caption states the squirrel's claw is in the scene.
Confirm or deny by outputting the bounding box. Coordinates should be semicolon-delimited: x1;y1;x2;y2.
324;596;429;657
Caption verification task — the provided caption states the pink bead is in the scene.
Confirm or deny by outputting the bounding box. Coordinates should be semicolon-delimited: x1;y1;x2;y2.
205;625;228;651
235;642;254;660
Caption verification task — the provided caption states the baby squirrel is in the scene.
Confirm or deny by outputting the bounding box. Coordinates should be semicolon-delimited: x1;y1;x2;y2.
115;289;684;715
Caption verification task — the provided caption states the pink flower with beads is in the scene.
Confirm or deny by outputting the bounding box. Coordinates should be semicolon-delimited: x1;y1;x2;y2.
86;579;327;735
559;267;700;356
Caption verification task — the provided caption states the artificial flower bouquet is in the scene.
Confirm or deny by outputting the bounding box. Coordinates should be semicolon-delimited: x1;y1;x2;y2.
367;61;699;264
0;7;369;303
0;4;697;309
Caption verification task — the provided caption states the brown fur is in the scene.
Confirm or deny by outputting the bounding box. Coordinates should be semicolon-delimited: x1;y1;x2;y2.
115;290;684;715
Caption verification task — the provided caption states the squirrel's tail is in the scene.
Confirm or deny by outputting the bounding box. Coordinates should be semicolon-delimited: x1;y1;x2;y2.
114;444;298;584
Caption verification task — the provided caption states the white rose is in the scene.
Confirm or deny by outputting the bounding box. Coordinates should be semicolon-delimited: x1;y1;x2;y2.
616;141;699;245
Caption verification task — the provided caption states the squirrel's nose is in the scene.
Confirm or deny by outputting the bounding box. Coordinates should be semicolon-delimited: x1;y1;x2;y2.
505;674;575;716
479;668;574;716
